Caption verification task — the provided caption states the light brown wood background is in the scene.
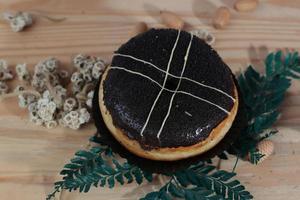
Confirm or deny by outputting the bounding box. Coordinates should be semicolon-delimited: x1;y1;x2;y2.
0;0;300;199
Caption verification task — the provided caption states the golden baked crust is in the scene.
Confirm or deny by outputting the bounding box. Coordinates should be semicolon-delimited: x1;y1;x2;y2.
99;66;239;161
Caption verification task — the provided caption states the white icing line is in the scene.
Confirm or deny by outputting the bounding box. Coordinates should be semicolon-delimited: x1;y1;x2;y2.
178;91;230;114
110;66;163;88
113;54;235;102
181;77;235;101
140;30;181;137
185;111;193;117
114;53;165;74
110;66;230;114
156;34;194;139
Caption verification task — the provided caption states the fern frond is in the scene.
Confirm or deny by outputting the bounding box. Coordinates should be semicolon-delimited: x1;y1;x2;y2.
184;163;253;200
231;50;300;160
141;162;252;200
140;177;222;200
46;146;153;200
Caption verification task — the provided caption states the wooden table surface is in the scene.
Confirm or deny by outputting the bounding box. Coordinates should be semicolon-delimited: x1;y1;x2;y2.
0;0;300;199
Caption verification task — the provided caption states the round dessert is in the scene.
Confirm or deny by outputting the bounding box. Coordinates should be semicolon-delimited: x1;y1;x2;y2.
99;28;239;161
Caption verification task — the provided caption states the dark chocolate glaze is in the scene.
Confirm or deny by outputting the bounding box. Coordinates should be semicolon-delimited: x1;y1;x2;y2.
94;76;246;173
103;28;235;149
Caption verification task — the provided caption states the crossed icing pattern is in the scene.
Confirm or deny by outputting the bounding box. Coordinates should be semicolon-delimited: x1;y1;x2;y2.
110;30;235;139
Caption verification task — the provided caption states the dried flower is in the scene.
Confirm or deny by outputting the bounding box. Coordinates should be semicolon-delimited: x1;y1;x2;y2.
16;63;31;82
62;108;91;130
32;58;60;92
0;81;9;95
63;97;77;112
28;102;38;112
14;85;25;92
45;120;58;129
3;11;33;32
92;60;105;79
1;55;105;130
29;111;43;126
73;54;88;70
0;60;13;81
37;99;57;121
71;54;105;95
86;90;94;108
190;29;215;45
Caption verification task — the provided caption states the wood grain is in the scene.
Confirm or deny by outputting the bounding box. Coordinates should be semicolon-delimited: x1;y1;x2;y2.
0;0;300;199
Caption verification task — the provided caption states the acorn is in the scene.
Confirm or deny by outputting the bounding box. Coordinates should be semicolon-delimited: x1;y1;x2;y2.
130;22;148;37
160;10;184;29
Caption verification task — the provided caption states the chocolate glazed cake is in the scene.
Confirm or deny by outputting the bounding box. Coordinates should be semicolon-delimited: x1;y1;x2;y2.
98;28;240;161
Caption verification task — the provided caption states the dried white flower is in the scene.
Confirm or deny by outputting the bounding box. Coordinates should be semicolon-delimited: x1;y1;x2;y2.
62;108;90;130
82;72;92;82
28;102;38;112
54;85;67;99
18;93;38;108
42;90;51;99
58;118;66;127
37;99;56;121
78;108;90;124
63;110;80;129
26;94;36;105
73;54;88;70
31;58;60;92
86;99;92;108
63;97;77;112
0;60;13;81
32;72;46;91
44;58;59;73
87;90;94;99
45;120;58;129
86;90;94;108
205;33;215;45
14;85;25;93
16;63;31;82
0;81;9;95
190;29;215;45
29;111;43;125
92;60;105;79
83;61;94;72
48;73;60;86
3;12;33;32
71;54;105;97
18;94;27;108
2;55;99;130
71;72;83;83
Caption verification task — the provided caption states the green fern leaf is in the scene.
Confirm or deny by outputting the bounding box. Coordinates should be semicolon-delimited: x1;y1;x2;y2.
115;173;125;185
249;149;264;164
231;50;300;161
143;170;154;182
189;164;253;200
124;170;134;183
265;52;275;77
169;183;184;198
141;191;161;200
132;168;144;184
47;145;153;200
107;176;115;188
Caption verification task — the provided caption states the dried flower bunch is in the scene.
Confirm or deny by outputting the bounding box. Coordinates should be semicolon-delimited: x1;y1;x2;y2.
0;55;106;130
0;60;14;95
3;11;33;32
189;29;215;45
